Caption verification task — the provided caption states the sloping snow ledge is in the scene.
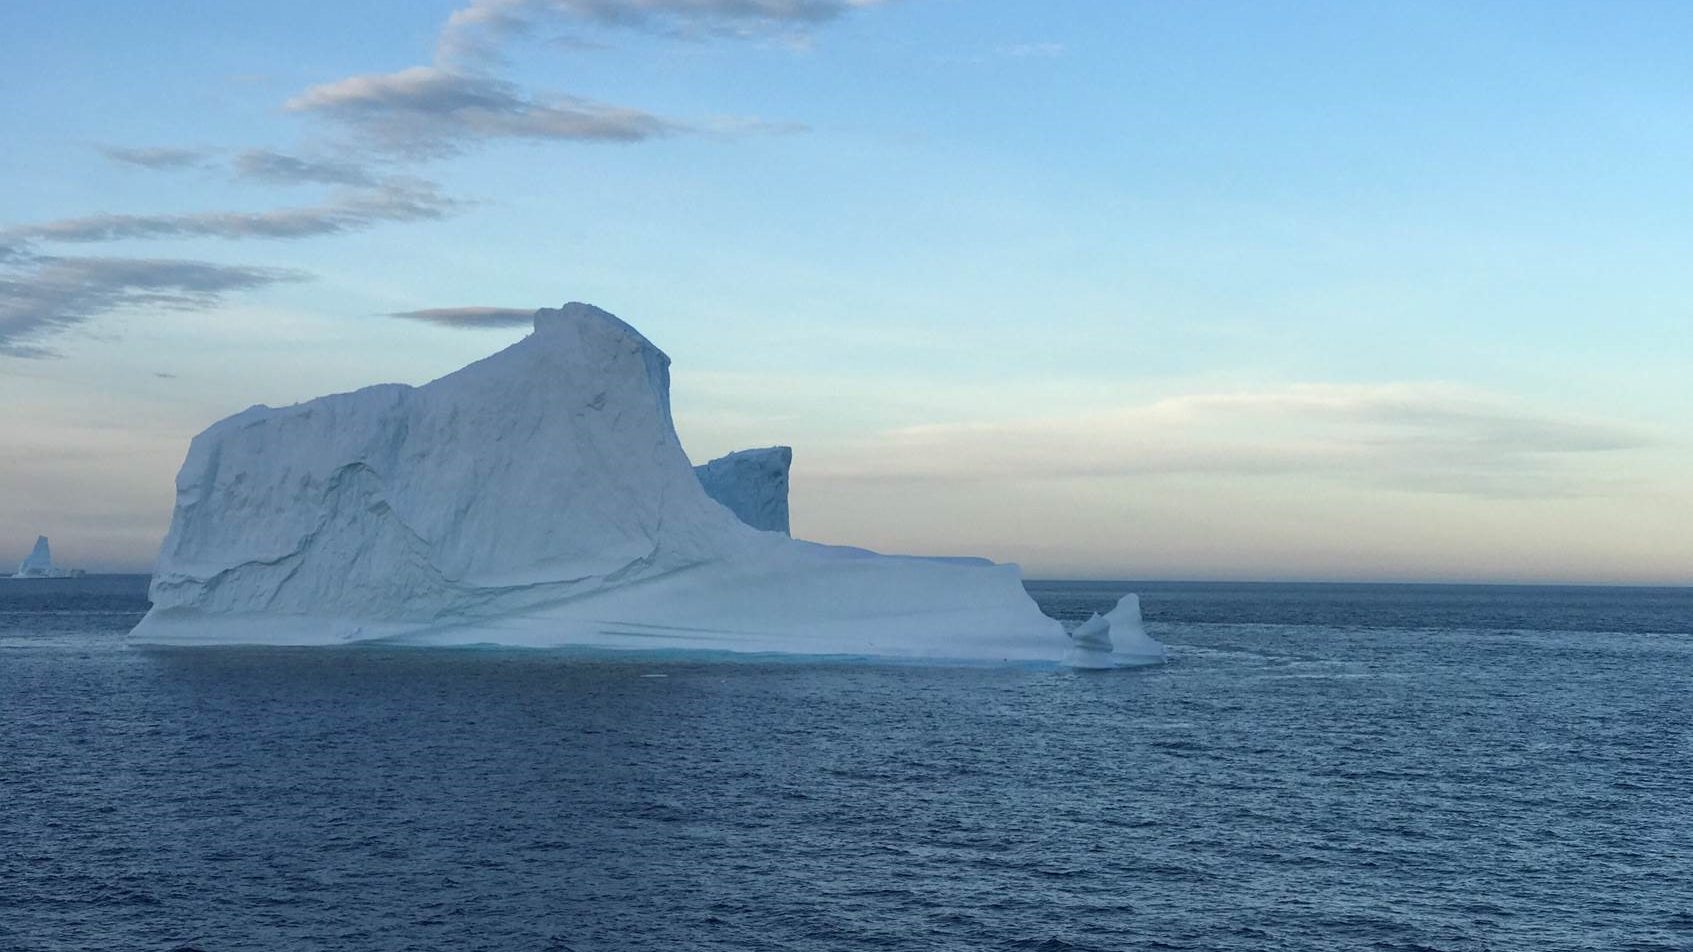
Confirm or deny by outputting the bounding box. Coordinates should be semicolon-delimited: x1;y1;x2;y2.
131;302;1164;667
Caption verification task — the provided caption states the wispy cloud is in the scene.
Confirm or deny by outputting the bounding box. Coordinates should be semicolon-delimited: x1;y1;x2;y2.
286;66;677;156
294;0;877;155
12;0;876;354
0;256;305;358
233;149;380;187
998;41;1065;59
438;0;887;63
2;181;461;248
98;145;215;170
387;306;536;327
936;40;1068;66
95;145;382;189
0;173;459;351
808;384;1653;498
548;34;613;52
702;115;810;136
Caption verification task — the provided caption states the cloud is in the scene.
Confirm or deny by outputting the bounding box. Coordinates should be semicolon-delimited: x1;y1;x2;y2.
288;0;866;156
438;0;886;62
702;115;810;136
935;41;1068;67
1161;387;1646;455
10;0;868;354
807;384;1653;499
99;145;215;170
97;144;384;188
549;34;613;52
233;149;379;187
1;180;461;248
0;256;305;358
285;66;677;156
387;306;536;327
998;41;1065;59
0;178;461;353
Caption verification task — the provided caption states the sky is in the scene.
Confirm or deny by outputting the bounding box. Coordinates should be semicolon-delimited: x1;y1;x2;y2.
2;0;1690;583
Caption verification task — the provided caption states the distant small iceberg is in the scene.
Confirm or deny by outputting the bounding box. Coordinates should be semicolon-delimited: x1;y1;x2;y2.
1065;595;1167;669
12;535;83;578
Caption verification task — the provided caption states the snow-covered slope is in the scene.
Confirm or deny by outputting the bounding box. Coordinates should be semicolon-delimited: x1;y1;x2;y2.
131;302;1163;667
694;446;791;535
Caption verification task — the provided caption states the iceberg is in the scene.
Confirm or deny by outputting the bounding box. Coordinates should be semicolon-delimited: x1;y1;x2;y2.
12;535;81;578
17;535;53;577
1064;595;1167;669
130;301;1164;667
694;446;791;535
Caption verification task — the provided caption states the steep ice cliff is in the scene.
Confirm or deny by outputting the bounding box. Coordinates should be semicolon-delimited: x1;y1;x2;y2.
694;446;791;535
131;302;1164;667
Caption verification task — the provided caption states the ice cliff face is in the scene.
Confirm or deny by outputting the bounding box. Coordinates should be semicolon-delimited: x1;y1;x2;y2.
141;303;742;629
694;446;791;535
132;302;1164;667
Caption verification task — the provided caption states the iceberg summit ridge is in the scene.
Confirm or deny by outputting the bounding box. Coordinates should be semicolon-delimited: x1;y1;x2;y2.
131;301;1164;667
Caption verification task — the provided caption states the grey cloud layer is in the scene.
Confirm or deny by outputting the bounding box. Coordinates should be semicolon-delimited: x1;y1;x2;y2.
2;182;460;249
233;149;380;186
0;256;304;357
286;67;676;156
808;385;1652;499
388;306;536;327
8;0;877;353
439;0;883;62
305;0;872;154
99;145;215;170
0;181;457;355
99;144;383;189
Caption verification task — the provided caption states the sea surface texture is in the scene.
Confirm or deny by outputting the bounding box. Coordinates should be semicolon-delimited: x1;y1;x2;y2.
3;576;1690;951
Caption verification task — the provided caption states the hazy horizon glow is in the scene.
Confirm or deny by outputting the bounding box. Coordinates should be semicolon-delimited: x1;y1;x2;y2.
2;1;1690;583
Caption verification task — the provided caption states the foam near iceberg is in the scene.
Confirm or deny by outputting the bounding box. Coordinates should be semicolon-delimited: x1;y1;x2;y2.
131;302;1164;667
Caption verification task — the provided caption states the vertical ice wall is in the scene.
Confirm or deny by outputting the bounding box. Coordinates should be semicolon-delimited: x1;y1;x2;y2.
694;446;792;535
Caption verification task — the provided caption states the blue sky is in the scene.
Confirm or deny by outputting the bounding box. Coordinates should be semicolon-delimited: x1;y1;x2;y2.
2;1;1689;581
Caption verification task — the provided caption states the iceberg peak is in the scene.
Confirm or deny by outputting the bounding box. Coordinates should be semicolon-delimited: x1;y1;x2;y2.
534;302;665;360
527;301;675;431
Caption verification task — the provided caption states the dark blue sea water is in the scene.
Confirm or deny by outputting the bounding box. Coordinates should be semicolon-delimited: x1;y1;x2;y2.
3;576;1690;952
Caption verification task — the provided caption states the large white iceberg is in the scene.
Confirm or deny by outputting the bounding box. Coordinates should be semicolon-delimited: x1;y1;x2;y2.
694;446;791;535
131;302;1164;667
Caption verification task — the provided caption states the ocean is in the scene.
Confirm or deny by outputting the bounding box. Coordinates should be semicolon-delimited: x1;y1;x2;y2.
2;576;1689;951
